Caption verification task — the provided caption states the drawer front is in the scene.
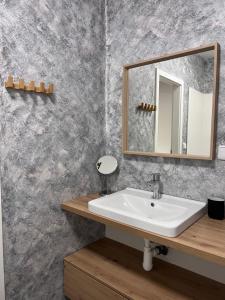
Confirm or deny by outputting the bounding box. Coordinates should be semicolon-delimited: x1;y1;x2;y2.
64;262;125;300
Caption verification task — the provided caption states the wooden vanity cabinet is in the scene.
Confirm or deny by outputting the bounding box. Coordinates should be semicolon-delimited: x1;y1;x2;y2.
64;262;125;300
64;238;225;300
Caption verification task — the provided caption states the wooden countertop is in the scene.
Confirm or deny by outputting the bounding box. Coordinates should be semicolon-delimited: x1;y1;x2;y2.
61;193;225;267
64;238;225;300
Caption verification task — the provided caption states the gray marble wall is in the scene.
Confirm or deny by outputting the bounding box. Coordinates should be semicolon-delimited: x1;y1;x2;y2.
105;0;225;201
0;1;105;299
128;65;156;152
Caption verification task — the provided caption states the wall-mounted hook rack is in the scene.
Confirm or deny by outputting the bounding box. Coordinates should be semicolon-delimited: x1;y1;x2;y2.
4;75;54;95
137;102;156;112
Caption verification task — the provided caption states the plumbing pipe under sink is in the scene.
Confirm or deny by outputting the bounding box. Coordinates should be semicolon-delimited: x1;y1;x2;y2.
143;239;168;271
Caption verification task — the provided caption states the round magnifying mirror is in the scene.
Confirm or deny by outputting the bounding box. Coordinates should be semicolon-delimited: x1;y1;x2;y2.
96;155;118;175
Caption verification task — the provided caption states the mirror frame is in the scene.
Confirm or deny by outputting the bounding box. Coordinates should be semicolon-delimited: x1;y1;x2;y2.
122;43;220;160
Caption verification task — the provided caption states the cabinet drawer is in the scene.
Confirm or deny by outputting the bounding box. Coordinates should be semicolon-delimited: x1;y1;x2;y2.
64;262;125;300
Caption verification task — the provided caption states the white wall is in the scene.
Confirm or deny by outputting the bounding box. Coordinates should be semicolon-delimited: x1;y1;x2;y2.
187;88;213;156
106;226;225;284
171;86;181;153
0;182;5;300
155;81;173;153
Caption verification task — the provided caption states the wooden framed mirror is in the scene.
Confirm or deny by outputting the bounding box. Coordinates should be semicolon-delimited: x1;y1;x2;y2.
122;43;220;160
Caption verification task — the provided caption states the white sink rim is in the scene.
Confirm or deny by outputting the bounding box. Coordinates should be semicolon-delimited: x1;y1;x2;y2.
88;188;206;237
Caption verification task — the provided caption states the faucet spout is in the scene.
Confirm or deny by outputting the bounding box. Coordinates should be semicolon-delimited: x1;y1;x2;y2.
150;173;161;199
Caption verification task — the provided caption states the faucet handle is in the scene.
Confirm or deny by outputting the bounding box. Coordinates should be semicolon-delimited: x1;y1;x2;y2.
152;173;160;181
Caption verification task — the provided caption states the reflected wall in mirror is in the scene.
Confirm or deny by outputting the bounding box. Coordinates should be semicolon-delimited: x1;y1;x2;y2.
123;43;220;160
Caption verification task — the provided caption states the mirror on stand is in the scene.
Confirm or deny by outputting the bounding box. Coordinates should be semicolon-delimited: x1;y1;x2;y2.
96;155;118;195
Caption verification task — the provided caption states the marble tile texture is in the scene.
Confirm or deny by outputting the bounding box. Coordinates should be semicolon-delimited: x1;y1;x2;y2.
0;0;105;299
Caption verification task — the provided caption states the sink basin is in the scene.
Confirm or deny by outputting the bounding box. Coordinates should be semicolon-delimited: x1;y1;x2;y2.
88;188;206;237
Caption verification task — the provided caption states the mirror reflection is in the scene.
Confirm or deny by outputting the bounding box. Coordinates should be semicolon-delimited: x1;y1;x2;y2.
128;50;214;157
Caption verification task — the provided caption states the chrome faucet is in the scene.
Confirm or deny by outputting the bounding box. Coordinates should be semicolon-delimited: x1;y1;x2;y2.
150;173;161;199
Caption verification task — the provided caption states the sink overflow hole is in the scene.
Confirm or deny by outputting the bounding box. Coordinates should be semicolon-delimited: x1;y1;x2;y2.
151;202;155;207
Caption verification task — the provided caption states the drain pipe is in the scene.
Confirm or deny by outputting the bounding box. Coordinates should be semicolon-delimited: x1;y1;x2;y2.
143;239;153;271
143;239;168;271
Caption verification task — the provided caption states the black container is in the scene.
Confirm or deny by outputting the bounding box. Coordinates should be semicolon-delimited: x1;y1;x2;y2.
208;197;225;220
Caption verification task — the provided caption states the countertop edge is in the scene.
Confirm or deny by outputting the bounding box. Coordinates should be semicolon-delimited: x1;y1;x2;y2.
61;193;225;267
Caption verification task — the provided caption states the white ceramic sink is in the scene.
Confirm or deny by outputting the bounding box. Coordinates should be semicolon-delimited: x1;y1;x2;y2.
88;188;206;237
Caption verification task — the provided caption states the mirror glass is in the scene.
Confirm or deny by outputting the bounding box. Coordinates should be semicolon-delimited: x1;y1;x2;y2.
124;45;219;159
96;155;118;175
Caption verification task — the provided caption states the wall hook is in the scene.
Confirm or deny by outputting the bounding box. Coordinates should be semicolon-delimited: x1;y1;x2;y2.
137;102;156;112
4;75;54;94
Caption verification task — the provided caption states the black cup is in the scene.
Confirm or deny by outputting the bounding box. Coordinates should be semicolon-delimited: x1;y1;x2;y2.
208;197;225;220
